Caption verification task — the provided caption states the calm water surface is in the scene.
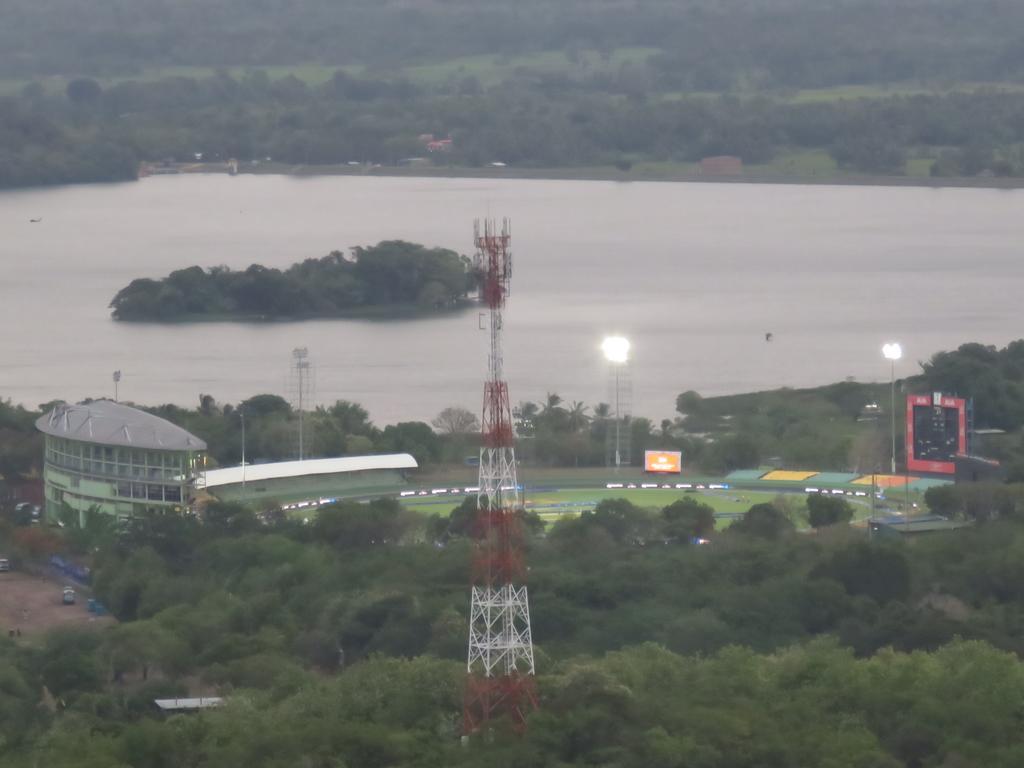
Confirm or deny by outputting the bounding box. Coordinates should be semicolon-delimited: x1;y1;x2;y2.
1;175;1022;424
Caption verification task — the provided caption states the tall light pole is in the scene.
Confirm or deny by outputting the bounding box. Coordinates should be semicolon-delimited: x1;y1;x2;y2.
112;370;121;402
602;336;631;470
882;342;903;475
292;347;310;460
240;409;246;491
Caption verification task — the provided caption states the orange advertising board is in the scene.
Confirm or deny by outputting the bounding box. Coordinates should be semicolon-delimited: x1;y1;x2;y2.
645;450;682;474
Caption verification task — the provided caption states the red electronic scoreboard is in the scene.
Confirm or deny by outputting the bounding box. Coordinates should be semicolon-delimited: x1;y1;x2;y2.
905;393;967;475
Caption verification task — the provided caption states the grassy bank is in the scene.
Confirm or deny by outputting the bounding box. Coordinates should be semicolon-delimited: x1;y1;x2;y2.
235;159;1024;190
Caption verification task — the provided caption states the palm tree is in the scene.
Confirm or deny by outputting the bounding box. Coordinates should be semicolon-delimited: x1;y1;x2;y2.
567;401;590;432
591;402;611;442
538;392;568;431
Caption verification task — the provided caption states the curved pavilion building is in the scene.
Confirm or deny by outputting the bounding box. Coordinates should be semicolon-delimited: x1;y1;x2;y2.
36;401;207;525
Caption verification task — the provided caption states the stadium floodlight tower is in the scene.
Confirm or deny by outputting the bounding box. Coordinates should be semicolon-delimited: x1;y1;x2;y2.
290;347;314;460
464;218;537;736
602;336;632;470
882;342;903;474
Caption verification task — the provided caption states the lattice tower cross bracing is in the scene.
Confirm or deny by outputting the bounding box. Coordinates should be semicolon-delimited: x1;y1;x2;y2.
464;219;538;735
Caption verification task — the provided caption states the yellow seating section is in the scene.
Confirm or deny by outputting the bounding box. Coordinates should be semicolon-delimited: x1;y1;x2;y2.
761;470;819;482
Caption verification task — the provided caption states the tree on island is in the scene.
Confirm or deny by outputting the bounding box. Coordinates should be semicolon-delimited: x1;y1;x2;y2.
109;241;474;321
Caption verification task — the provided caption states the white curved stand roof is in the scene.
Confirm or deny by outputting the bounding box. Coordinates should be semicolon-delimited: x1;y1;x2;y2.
201;453;417;489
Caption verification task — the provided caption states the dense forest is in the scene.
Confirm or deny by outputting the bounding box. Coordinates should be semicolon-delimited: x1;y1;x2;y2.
5;486;1024;764
6;1;1024;187
109;241;474;321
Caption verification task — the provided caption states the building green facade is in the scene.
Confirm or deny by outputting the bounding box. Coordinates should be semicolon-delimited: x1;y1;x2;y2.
37;401;206;525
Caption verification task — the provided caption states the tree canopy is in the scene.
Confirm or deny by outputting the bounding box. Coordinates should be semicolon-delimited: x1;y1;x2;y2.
7;486;1024;764
109;242;473;321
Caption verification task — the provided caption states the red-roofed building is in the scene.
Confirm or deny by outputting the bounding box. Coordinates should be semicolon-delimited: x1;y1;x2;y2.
699;156;743;175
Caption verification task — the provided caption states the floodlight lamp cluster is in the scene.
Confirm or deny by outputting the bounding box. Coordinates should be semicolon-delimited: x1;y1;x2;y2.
602;336;630;364
882;342;903;361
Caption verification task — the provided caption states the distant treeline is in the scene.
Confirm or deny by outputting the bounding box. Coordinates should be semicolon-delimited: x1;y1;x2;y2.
6;0;1024;86
109;241;473;321
6;68;1024;189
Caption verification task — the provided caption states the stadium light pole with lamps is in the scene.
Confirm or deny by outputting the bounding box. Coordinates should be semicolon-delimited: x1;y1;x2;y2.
602;336;631;470
240;409;247;491
882;343;903;475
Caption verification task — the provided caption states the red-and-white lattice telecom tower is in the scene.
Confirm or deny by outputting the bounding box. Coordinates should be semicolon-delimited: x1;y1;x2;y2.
464;219;538;735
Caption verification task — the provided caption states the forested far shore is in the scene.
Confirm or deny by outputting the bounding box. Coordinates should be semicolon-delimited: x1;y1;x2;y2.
9;69;1024;190
108;241;473;321
8;0;1024;189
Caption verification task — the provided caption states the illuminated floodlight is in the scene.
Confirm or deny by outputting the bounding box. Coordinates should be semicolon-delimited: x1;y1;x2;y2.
882;341;902;475
601;336;631;363
882;342;903;361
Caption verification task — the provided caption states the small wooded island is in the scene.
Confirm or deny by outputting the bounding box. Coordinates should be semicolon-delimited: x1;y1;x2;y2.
109;241;474;321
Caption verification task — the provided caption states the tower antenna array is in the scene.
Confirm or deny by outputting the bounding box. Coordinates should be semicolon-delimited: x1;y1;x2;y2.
464;219;538;735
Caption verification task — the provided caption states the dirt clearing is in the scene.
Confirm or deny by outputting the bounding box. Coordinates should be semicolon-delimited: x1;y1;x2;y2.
0;571;114;638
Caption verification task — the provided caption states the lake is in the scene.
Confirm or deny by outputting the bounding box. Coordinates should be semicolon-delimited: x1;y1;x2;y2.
1;174;1022;425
